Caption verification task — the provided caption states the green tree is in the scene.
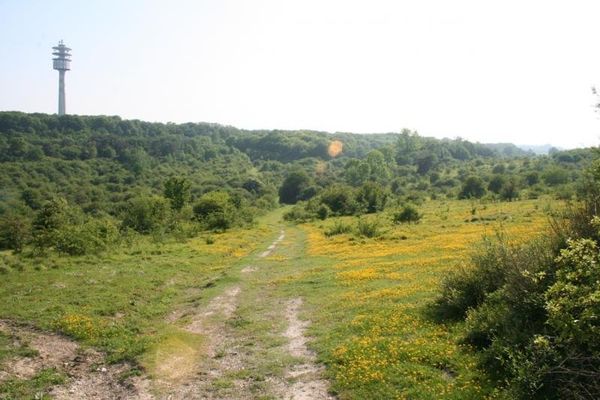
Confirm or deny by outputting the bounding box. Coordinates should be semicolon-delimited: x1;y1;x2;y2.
121;196;169;234
163;177;191;211
488;175;505;194
393;204;422;224
31;197;71;250
193;191;235;231
279;171;312;204
0;214;29;252
459;176;486;199
355;182;389;213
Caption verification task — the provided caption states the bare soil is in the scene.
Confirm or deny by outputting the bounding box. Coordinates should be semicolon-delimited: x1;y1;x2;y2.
277;298;335;400
0;320;152;400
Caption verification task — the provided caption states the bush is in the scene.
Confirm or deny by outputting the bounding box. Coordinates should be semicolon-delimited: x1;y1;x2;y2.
121;196;170;234
355;182;389;213
393;204;422;224
433;172;600;400
192;191;249;231
319;185;358;216
324;220;352;237
459;176;486;199
283;203;315;222
54;218;119;256
279;171;313;204
0;214;30;252
356;217;381;238
316;204;330;220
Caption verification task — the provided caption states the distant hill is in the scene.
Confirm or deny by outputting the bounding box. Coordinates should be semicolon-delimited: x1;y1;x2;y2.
481;143;531;157
517;144;560;155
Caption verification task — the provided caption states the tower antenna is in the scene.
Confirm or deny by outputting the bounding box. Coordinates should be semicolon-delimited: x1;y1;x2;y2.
52;40;71;115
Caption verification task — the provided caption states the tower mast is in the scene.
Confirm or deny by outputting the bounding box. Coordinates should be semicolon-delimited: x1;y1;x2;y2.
52;40;71;116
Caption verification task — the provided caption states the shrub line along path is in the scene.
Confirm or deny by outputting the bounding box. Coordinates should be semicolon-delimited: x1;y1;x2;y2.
150;224;335;399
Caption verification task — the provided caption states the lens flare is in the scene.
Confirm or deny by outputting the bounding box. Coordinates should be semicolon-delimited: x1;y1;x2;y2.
328;140;343;157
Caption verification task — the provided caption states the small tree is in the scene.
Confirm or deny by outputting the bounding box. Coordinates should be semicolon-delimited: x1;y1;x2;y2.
279;171;312;204
393;204;422;224
459;176;486;199
0;214;30;252
164;177;191;211
488;175;505;194
193;191;235;231
31;197;71;250
356;182;389;214
121;196;170;234
500;178;519;202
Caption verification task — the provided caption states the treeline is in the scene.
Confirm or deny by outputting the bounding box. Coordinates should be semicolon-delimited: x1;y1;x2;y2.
0;111;594;250
282;131;592;221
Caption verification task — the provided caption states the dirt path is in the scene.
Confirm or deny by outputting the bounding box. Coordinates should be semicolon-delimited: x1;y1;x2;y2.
154;229;291;399
277;298;335;400
1;226;334;399
0;320;151;400
155;227;335;399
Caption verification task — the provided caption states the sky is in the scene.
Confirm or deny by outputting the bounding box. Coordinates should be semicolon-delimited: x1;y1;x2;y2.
1;0;599;149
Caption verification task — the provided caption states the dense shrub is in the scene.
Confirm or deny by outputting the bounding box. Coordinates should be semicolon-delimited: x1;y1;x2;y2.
393;204;422;224
121;196;170;234
355;182;389;213
283;202;315;222
0;214;30;252
54;217;120;255
192;191;255;231
278;171;313;204
459;176;486;199
434;158;600;399
319;185;357;216
324;219;352;237
163;177;191;211
193;191;236;231
356;217;381;238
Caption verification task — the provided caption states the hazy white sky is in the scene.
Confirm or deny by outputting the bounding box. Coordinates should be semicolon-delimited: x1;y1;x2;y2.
1;0;599;148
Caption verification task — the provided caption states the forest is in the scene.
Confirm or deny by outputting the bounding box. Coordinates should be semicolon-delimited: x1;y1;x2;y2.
0;110;598;399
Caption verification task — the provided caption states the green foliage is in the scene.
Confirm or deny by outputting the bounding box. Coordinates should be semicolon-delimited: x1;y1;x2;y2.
319;185;357;216
192;191;247;231
434;158;600;399
163;177;191;211
278;170;313;204
488;175;505;194
356;217;381;238
54;217;119;256
355;182;389;213
324;219;352;237
546;237;600;349
283;202;316;223
31;198;73;251
459;176;486;199
0;214;29;252
121;196;170;234
316;204;330;220
500;178;519;201
543;167;570;186
393;204;422;224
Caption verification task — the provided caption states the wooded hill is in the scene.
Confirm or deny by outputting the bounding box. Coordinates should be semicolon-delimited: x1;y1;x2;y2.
0;111;594;252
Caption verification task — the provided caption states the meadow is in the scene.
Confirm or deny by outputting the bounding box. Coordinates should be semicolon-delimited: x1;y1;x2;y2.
0;197;561;399
277;197;555;399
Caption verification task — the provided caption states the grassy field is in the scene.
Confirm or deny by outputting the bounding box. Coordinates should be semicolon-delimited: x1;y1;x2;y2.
0;198;557;399
275;198;555;399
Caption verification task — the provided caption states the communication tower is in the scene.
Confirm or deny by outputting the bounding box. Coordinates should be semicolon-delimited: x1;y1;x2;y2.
52;40;71;115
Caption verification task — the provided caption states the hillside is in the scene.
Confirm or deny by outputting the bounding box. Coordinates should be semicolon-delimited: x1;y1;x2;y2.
0;111;599;399
0;111;592;221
